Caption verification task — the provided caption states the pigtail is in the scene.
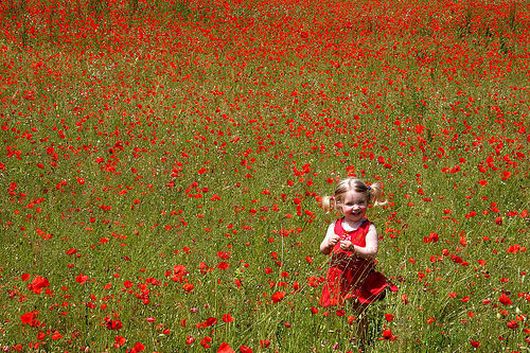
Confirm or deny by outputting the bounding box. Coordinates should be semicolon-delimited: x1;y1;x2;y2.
368;182;387;206
318;195;336;213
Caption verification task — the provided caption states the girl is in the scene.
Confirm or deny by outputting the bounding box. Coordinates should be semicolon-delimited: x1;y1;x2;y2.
319;178;393;348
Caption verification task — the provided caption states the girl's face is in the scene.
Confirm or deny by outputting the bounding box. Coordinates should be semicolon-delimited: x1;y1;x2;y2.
340;189;368;223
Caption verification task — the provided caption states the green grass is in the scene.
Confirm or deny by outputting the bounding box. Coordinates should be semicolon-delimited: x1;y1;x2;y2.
0;0;528;352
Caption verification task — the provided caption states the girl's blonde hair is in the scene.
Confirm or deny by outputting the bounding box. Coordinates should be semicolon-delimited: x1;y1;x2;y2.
319;178;386;213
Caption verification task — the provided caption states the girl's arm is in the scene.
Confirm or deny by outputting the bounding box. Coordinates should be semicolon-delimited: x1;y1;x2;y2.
320;223;340;255
342;223;378;259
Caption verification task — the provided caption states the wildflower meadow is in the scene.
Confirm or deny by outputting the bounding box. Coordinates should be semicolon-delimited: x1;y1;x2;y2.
0;0;528;352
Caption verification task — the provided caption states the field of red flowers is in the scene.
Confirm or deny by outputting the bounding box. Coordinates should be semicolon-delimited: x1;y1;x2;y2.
1;0;528;352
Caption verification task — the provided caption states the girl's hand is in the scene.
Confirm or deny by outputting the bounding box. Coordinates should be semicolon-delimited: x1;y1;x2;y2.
328;234;340;248
339;240;354;252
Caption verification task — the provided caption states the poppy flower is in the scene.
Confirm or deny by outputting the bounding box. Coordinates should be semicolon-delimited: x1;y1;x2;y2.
259;340;271;348
200;336;212;349
239;345;253;353
106;319;123;330
217;261;230;270
222;313;235;323
218;342;235;353
183;283;194;292
20;311;40;327
75;273;89;285
380;328;397;341
196;317;217;329
114;336;126;348
127;342;145;353
51;331;63;340
27;276;49;294
499;293;512;306
271;291;285;303
169;265;188;282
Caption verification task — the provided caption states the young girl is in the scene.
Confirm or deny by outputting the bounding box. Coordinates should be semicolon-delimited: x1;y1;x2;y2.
319;178;393;348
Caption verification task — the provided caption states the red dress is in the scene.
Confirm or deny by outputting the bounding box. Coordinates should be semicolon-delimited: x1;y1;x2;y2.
320;218;391;307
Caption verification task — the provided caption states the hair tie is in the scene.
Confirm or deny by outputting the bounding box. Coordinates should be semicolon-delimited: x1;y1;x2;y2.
366;186;372;192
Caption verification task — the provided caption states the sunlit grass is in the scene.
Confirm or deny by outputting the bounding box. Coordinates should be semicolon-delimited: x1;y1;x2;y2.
0;0;528;352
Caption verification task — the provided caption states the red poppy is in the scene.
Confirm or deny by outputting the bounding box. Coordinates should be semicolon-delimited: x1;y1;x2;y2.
239;345;253;353
196;317;217;329
183;283;194;292
222;313;235;323
271;291;285;303
380;328;397;341
200;336;212;349
217;261;230;270
51;331;63;340
27;276;49;294
114;336;126;348
259;340;271;348
170;265;188;282
20;311;40;327
127;342;145;353
106;319;123;330
499;293;512;306
75;273;89;285
218;342;235;353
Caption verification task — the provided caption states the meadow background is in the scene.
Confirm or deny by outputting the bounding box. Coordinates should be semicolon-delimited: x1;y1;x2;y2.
0;0;528;352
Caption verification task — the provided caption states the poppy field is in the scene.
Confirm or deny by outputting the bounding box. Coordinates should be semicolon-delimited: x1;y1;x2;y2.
0;0;528;351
